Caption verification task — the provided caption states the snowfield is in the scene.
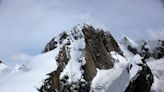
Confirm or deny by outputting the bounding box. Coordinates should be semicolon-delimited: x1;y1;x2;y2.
0;49;58;92
147;58;164;92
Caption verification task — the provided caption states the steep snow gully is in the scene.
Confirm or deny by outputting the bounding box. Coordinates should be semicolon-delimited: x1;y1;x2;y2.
0;24;162;92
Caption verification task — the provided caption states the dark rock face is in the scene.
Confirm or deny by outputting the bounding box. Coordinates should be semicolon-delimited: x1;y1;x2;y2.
127;46;138;55
139;41;153;59
42;37;58;53
82;25;123;82
125;59;154;92
0;60;2;63
153;46;164;59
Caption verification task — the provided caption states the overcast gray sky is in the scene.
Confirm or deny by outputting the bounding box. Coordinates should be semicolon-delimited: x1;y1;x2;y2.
0;0;164;65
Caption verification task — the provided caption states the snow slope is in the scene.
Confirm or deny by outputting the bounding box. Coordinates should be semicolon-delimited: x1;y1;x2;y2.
147;58;164;92
0;63;8;79
0;49;58;92
90;51;129;92
90;51;144;92
0;63;7;73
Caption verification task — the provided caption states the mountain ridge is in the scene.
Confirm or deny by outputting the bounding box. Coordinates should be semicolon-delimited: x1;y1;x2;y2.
39;24;154;92
0;24;155;92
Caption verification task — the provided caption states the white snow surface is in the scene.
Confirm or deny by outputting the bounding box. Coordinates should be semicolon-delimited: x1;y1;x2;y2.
0;63;8;79
119;42;143;79
0;63;7;72
0;48;59;92
129;55;143;79
90;45;145;92
147;58;164;92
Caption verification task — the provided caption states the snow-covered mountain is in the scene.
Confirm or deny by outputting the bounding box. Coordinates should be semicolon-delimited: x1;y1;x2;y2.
0;24;160;92
120;37;164;59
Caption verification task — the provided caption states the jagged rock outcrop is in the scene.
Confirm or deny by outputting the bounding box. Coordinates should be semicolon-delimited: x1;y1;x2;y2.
125;59;154;92
39;25;154;92
39;46;70;92
42;37;58;53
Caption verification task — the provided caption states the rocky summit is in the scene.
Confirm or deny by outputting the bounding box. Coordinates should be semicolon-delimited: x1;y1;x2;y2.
39;24;154;92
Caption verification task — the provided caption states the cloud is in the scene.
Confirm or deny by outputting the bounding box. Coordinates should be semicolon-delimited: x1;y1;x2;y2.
146;29;164;40
0;0;164;64
11;53;32;65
